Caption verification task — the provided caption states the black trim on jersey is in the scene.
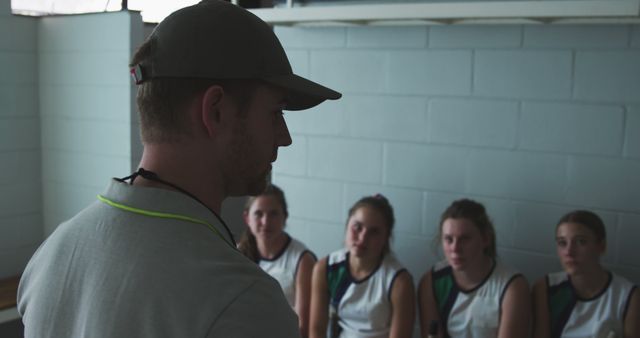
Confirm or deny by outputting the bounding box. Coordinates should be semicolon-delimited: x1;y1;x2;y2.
431;265;459;338
623;285;638;322
348;252;384;284
458;259;496;294
258;234;292;262
387;268;409;302
499;273;523;307
573;271;612;302
548;277;577;338
294;250;317;283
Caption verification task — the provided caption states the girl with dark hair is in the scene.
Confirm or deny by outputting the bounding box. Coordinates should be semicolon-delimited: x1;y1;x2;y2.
238;184;316;338
309;194;415;338
418;198;531;338
532;210;639;338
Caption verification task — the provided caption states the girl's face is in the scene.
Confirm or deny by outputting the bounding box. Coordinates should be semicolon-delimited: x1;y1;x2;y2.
556;222;605;276
244;195;286;241
345;206;390;260
441;217;489;271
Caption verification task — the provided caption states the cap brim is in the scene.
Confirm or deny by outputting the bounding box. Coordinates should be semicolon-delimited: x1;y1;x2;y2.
263;74;342;111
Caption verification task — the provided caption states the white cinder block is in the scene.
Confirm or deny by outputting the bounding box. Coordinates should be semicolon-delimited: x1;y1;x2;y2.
0;213;42;249
392;234;434;283
567;156;640;212
344;183;424;236
42;181;102;234
283;216;312;248
347;26;427;48
429;25;521;48
428;98;518;149
466;149;567;203
0;245;39;279
41;117;131;157
285;50;309;77
310;50;386;93
39;51;131;86
0;84;38;117
275;26;346;49
273;175;344;223
0;17;37;52
0;118;39;150
40;84;131;122
303;220;346;258
0;182;40;216
520;102;624;156
474;50;572;99
385;143;467;192
497;248;561;283
523;25;629;48
616;214;640;267
479;197;517;248
632;26;640;47
38;12;132;52
388;50;472;95
42;150;130;188
423;191;465;238
273;135;307;176
0;151;40;186
284;98;346;136
574;51;640;103
624;105;640;159
347;95;427;142
0;52;37;84
308;137;382;184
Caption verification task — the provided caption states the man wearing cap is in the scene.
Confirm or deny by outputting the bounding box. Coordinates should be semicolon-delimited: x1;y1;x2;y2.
17;1;340;337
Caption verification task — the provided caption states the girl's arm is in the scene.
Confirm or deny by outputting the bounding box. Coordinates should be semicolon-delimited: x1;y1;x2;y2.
624;287;639;338
532;277;550;338
309;257;329;338
389;270;415;338
498;275;532;338
295;252;316;338
417;271;443;338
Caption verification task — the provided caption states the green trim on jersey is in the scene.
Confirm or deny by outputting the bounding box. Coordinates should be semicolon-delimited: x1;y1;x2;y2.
434;273;454;313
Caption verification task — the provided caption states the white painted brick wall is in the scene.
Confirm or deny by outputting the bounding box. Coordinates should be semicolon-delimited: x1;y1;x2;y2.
388;50;472;95
38;11;142;236
519;102;624;155
523;25;629;48
474;50;572;99
428;98;518;148
574;51;640;102
347;95;427;142
274;24;640;290
625;105;640;158
429;25;521;48
308;137;383;183
0;9;40;278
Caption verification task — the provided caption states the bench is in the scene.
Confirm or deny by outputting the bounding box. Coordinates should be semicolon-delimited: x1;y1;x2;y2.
0;276;20;324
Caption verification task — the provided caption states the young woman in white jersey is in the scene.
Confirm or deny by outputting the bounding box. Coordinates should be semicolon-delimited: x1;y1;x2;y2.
238;184;317;338
532;210;639;338
418;198;531;338
309;194;415;338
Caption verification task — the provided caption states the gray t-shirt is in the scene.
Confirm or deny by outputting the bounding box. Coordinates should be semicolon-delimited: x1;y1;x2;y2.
18;179;300;338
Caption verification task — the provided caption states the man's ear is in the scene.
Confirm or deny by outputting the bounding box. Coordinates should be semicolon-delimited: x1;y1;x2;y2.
200;85;225;137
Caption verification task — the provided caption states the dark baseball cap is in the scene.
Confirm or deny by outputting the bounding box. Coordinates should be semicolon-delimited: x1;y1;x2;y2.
131;0;341;111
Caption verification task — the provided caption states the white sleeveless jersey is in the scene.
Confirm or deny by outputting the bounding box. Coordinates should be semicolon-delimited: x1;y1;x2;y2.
431;260;521;338
546;271;637;338
326;249;407;338
259;235;314;308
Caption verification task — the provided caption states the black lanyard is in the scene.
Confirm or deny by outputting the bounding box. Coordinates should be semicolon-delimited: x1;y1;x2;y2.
117;167;237;247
